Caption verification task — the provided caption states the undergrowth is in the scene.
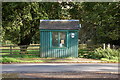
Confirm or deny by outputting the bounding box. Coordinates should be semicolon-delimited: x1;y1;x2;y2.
78;47;119;62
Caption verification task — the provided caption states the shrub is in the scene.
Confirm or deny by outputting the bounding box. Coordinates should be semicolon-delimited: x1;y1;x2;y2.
94;47;119;62
78;47;119;62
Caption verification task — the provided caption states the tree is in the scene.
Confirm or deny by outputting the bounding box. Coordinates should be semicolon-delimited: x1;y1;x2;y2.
2;2;68;52
69;2;120;45
2;2;49;52
2;2;120;52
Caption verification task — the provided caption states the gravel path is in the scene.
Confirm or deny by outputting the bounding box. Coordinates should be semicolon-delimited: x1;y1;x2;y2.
2;71;119;78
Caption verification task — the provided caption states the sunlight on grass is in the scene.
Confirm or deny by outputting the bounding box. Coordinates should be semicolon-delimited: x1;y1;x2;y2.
2;57;44;63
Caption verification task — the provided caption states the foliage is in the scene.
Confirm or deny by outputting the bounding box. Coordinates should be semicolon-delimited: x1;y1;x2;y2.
69;2;120;45
94;47;119;59
2;2;120;46
2;2;42;45
78;47;119;62
2;2;69;45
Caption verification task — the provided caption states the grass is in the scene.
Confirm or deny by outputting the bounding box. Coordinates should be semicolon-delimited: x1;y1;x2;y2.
1;57;44;63
2;49;40;57
1;46;40;62
101;58;119;63
1;44;119;63
1;57;73;63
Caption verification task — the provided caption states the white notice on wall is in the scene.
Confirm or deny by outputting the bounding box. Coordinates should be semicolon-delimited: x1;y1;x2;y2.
61;40;64;44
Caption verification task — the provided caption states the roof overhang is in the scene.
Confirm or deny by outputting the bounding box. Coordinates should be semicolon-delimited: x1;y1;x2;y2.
39;20;80;30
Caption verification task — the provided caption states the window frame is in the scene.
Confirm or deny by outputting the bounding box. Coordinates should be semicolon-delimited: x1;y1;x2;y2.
50;31;68;49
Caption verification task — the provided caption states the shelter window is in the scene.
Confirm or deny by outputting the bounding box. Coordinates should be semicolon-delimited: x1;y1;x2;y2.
52;32;67;48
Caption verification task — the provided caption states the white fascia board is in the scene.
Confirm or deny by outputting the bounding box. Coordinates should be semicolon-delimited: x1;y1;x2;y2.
40;20;79;22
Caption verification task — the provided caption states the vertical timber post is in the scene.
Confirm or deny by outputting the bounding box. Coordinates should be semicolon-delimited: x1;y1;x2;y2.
10;45;12;54
107;43;110;49
103;43;105;50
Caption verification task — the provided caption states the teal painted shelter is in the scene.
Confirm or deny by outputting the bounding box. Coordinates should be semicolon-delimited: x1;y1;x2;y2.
40;20;80;58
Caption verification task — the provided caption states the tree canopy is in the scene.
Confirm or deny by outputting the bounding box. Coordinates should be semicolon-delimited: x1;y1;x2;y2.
2;2;120;46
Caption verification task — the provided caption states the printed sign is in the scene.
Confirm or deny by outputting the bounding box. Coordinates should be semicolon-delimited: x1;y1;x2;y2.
61;40;64;44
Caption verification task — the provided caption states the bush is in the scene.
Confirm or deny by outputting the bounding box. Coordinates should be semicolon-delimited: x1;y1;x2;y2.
78;47;119;62
94;48;119;62
94;47;119;59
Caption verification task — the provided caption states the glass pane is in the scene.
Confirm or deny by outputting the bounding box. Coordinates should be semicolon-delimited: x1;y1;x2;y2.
60;32;66;47
52;32;59;47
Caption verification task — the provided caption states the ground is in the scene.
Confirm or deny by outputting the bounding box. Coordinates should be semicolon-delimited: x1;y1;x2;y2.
2;71;119;78
1;63;119;79
2;58;109;63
